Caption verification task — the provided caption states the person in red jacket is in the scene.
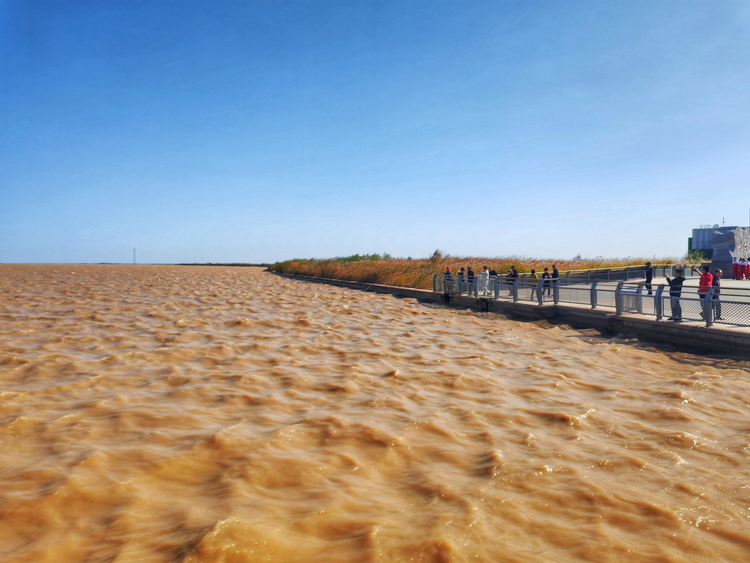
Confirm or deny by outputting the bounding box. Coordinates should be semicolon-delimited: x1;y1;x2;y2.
732;257;740;280
692;265;713;318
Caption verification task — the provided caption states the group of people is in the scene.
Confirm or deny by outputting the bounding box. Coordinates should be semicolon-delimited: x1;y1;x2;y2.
443;264;560;297
443;261;731;322
665;265;723;321
732;258;750;280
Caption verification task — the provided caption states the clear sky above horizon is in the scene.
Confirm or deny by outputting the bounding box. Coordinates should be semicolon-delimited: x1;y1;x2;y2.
2;0;750;264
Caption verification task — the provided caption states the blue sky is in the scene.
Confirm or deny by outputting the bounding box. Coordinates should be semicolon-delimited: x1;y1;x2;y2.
2;0;749;264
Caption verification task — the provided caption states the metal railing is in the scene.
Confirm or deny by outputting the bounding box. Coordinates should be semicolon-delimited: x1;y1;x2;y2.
434;275;750;329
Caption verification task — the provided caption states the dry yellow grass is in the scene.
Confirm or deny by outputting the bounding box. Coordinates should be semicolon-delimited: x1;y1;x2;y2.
270;254;672;290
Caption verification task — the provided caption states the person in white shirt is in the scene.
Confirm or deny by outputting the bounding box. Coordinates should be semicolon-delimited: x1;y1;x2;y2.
479;266;489;295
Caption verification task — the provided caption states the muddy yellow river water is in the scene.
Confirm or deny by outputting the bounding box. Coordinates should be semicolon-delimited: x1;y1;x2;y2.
1;265;749;562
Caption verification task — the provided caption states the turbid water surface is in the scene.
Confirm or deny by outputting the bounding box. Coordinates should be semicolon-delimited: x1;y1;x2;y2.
1;265;749;562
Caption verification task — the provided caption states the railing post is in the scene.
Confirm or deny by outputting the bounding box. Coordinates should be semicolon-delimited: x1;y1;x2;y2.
590;279;598;309
553;279;560;304
625;268;629;280
655;285;664;320
615;281;625;315
636;282;644;314
433;274;439;293
704;288;714;327
537;280;544;306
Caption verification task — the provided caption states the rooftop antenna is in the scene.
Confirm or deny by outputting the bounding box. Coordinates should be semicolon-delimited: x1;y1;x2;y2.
722;217;726;227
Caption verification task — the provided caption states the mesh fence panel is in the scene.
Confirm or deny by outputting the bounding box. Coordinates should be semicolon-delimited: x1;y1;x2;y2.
517;282;540;303
620;292;657;316
661;296;705;321
596;289;616;308
641;295;657;316
435;277;445;292
711;298;750;327
539;284;555;303
498;280;517;299
520;291;539;303
559;287;591;305
445;278;458;294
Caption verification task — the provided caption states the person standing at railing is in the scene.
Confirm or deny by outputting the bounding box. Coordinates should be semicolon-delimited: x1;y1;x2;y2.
666;267;685;321
732;257;740;280
508;266;519;295
443;267;452;293
528;269;539;300
489;267;497;295
542;267;552;297
552;264;559;287
693;265;713;306
692;265;713;319
645;262;653;295
480;266;489;295
712;269;723;321
743;258;750;280
467;266;475;292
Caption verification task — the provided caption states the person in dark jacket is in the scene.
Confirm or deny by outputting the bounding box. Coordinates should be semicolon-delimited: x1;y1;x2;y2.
551;264;560;296
457;267;466;293
665;267;685;320
466;266;475;293
712;269;723;321
644;261;653;295
541;267;552;298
